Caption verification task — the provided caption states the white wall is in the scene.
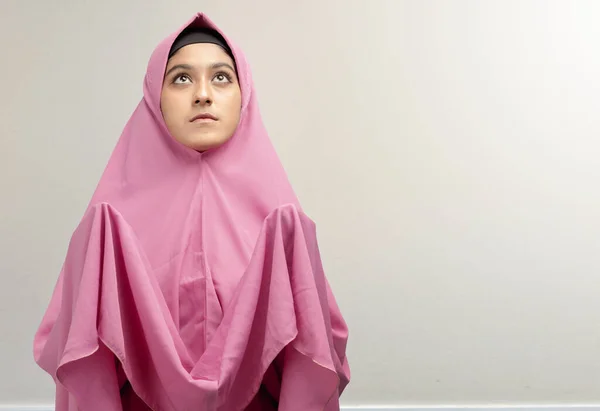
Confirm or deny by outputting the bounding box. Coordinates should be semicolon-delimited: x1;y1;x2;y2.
2;0;600;407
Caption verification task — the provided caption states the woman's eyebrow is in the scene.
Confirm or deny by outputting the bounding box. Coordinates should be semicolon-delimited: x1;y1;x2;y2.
165;62;236;77
165;63;194;77
211;62;235;72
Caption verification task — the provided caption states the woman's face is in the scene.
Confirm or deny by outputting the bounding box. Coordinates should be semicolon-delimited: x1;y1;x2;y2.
161;43;242;152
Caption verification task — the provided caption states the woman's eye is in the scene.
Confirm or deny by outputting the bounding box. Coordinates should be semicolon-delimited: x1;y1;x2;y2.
173;74;191;84
214;73;231;83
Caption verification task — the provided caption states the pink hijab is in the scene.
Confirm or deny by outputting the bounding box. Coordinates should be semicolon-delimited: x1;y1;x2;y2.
34;12;350;411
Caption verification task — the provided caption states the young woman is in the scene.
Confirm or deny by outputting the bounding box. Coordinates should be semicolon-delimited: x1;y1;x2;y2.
34;12;350;410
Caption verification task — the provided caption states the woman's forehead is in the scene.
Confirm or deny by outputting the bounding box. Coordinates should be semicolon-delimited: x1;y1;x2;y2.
165;44;236;75
168;43;233;62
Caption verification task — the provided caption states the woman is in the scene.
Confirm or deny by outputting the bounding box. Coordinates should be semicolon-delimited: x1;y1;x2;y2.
33;12;350;411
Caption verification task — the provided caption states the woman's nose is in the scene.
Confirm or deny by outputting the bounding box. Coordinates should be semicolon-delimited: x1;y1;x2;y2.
194;81;213;106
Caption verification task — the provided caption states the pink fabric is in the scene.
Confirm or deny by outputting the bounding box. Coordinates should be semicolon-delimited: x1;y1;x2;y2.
33;12;350;411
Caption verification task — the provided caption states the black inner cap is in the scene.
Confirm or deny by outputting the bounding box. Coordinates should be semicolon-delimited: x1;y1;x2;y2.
168;27;235;62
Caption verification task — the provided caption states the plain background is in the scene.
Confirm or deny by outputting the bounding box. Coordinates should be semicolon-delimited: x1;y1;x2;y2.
2;0;600;407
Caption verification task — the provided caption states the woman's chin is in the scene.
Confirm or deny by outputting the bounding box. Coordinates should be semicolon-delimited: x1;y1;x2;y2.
180;133;230;152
